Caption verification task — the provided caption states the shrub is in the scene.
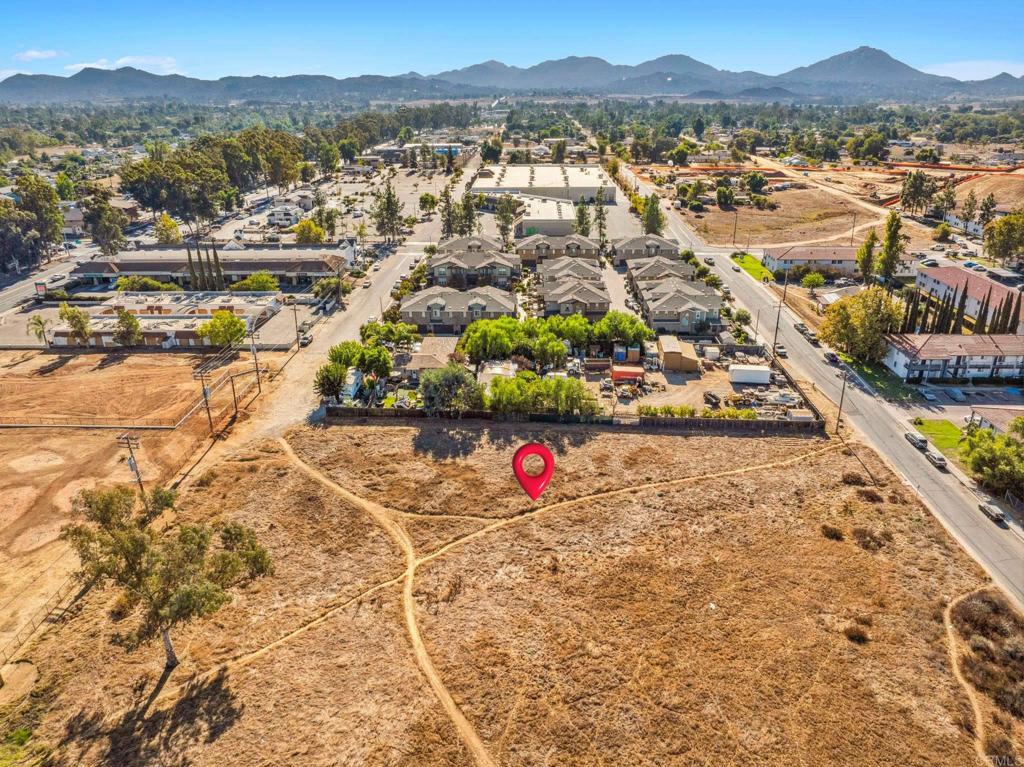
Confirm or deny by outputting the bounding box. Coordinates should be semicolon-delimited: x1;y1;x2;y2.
852;527;890;551
821;524;844;541
841;471;866;486
856;487;884;503
194;469;218;489
4;728;32;747
843;624;870;644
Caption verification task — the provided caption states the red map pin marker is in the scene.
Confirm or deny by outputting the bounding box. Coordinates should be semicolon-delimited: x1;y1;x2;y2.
512;443;555;501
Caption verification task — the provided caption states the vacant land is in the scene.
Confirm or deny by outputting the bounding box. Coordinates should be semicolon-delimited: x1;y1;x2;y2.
0;349;273;655
4;422;1021;765
683;187;861;246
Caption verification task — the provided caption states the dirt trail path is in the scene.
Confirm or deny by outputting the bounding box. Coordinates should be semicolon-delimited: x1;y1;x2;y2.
943;586;992;765
278;438;498;767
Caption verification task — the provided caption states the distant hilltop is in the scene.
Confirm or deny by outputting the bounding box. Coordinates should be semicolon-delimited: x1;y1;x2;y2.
2;46;1023;104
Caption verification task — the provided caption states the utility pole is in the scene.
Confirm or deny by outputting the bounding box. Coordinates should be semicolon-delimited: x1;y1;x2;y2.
849;210;858;246
193;370;215;434
772;269;789;354
249;329;262;394
836;370;849;434
732;210;738;246
116;433;150;514
292;299;300;348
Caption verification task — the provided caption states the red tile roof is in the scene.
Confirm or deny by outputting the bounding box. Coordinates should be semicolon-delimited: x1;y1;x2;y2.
886;334;1024;360
917;267;1018;307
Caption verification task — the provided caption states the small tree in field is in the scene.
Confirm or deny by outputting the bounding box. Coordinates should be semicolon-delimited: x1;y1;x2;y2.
801;272;825;293
61;487;272;668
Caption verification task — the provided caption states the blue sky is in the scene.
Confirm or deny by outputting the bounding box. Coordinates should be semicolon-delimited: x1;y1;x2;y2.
3;0;1024;83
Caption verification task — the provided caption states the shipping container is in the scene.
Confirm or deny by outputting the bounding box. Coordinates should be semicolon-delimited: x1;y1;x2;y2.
728;364;772;385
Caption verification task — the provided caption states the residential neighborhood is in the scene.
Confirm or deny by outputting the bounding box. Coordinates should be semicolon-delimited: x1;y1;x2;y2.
1;16;1023;767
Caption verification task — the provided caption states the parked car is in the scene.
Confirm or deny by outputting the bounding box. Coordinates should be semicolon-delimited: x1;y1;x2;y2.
773;344;787;357
731;264;741;272
979;502;1009;525
362;280;371;288
947;388;966;402
704;257;715;265
805;332;819;345
921;258;939;267
299;334;313;347
366;315;377;324
963;261;978;268
824;351;840;364
925;451;947;469
372;263;381;271
973;265;987;272
794;322;808;334
920;390;938;402
904;431;928;449
931;244;945;251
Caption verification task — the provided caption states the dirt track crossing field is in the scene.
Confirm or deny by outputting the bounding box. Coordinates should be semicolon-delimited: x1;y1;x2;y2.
3;422;1022;765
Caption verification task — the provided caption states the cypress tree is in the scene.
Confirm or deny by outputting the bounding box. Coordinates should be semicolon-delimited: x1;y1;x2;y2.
919;290;933;334
1012;291;1022;334
212;242;226;291
998;294;1013;334
907;290;921;333
196;244;210;291
952;285;968;334
186;243;199;289
976;288;992;335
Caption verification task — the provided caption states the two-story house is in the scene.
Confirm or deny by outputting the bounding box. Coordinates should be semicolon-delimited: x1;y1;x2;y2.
400;286;516;334
883;334;1024;382
540;278;610;320
516;234;601;266
428;250;520;289
636;278;722;334
610;235;680;266
627;256;696;291
537;257;603;285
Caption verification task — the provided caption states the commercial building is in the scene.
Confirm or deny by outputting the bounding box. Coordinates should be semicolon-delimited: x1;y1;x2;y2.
514;196;576;237
471;164;617;203
883;334;1024;382
399;286;516;334
71;245;349;288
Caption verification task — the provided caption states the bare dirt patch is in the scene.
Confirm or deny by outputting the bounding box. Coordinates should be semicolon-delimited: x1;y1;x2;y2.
4;423;1019;764
681;187;862;246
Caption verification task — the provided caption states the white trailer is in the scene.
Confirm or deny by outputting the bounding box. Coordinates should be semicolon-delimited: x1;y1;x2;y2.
728;364;772;385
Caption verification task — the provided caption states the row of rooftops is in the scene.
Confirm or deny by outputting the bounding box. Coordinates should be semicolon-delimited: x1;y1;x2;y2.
887;334;1024;360
400;285;516;315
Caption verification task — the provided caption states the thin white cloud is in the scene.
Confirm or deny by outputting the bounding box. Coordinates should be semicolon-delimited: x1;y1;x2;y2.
13;48;65;62
114;56;180;74
64;55;180;75
923;59;1024;80
64;58;111;72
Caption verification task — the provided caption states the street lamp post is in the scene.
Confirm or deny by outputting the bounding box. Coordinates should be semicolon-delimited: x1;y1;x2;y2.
836;370;849;434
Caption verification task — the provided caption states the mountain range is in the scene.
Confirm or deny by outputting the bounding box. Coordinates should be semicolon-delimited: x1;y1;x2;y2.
2;46;1022;104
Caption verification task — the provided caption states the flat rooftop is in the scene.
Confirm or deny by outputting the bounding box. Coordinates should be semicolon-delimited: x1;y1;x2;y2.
473;164;616;193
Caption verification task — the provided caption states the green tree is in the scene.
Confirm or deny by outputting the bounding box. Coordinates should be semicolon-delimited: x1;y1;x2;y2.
358;344;392;379
61;486;271;668
16;173;63;247
328;340;364;367
933;183;957;221
295;218;326;244
113;309;142;347
877;211;906;284
961;190;978;226
642;193;665;235
855;230;878;283
26;314;50;348
933;222;953;242
317;142;340;177
370;178;404;242
419;364;484;417
574;196;591;236
692;116;705;139
480;136;503;163
154;213;182;244
551;140;567;163
801;272;825;292
115;275;182;292
733;309;751;326
230;270;279;292
818;286;902;362
58;302;91;346
314;362;348;402
743;171;767;194
592;310;654;347
196;310;246;345
959;419;1024;495
984;210;1024;265
593;187;608;252
495;194;518;251
83;194;128;257
55;172;76;201
978;193;998;230
546;313;590;352
461;321;514;363
418;192;438;216
439;186;456;240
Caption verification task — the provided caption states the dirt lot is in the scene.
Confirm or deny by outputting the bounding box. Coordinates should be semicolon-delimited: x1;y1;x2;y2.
682;187;863;247
0;350;277;656
954;174;1024;209
4;422;1022;765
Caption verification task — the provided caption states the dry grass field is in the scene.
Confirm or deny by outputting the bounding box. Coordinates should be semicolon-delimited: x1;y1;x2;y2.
682;187;863;246
2;422;1022;765
0;350;274;658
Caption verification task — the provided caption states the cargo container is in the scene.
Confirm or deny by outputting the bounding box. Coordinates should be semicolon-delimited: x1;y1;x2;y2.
728;364;772;385
611;365;646;383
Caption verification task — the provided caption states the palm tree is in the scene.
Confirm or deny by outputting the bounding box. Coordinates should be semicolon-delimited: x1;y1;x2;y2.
26;314;51;348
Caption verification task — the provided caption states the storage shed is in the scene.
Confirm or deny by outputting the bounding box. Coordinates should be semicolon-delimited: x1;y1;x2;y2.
657;335;700;372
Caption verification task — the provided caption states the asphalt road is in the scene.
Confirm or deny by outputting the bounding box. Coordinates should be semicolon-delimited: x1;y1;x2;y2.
624;165;1024;607
0;244;100;314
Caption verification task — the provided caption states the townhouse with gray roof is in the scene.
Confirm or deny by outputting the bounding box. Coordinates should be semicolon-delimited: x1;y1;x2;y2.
636;277;721;334
399;286;516;334
516;234;601;266
537;257;603;285
627;256;696;289
427;250;520;289
539;278;610;320
610;235;679;266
